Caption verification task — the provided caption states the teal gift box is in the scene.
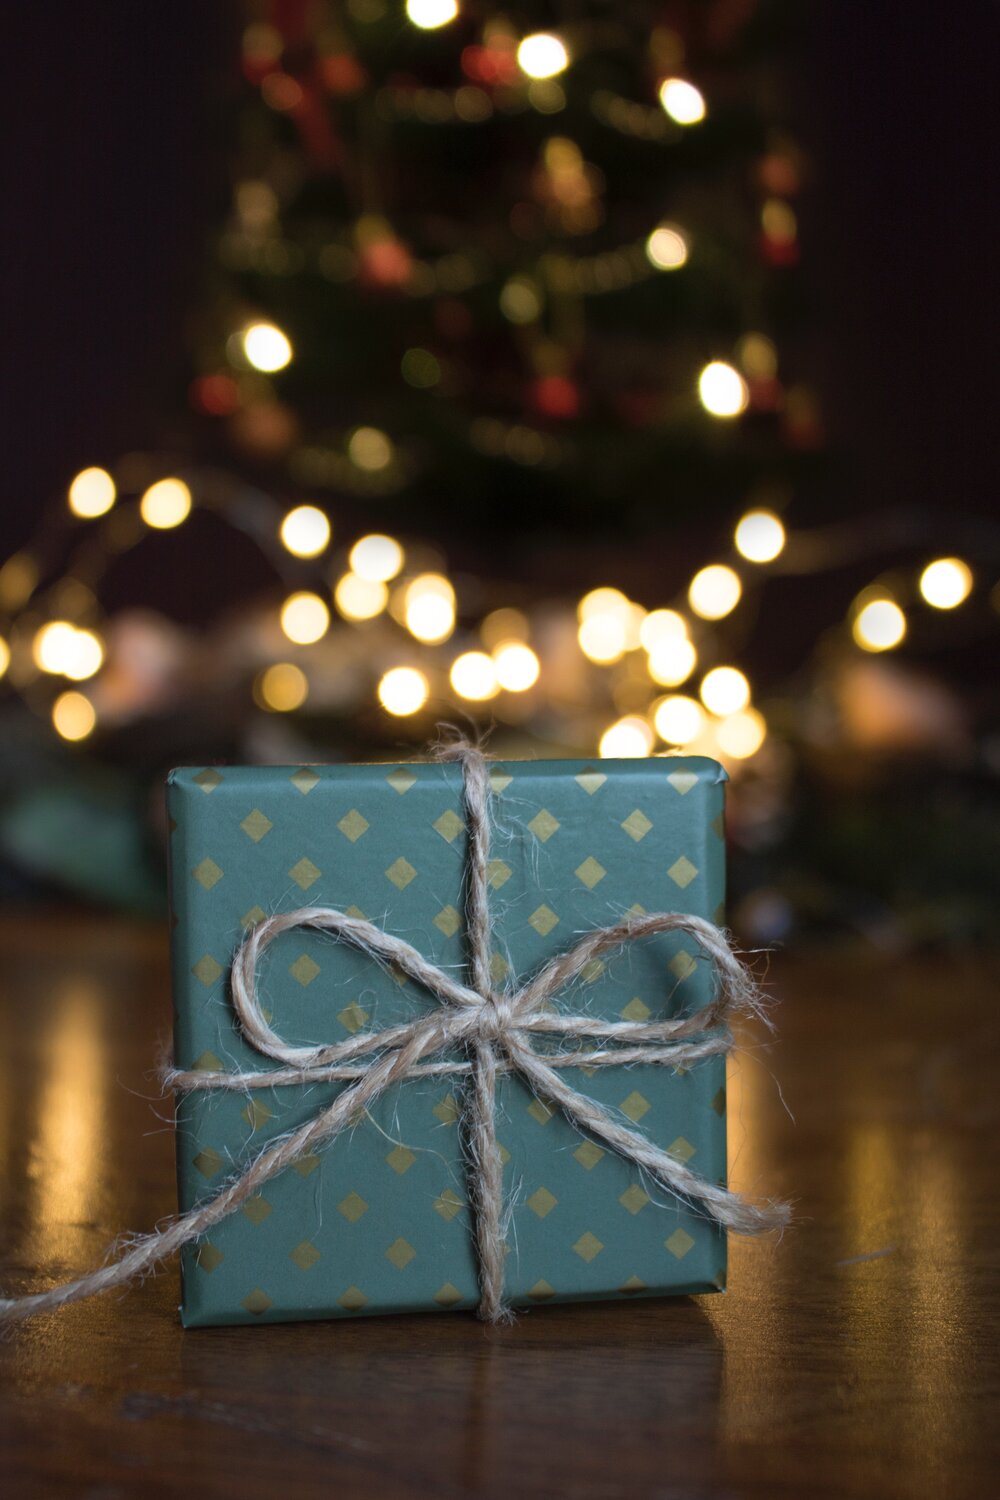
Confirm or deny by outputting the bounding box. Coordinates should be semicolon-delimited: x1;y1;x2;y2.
167;756;730;1326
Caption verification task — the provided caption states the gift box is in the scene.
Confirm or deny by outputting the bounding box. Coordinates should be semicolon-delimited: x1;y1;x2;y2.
167;755;731;1326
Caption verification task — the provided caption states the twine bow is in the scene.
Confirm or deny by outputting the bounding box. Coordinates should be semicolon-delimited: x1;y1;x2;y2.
0;746;789;1327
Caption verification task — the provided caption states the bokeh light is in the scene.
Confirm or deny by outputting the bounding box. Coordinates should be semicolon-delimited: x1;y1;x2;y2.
378;666;429;716
404;573;456;643
280;591;330;644
348;426;394;471
639;609;688;650
698;361;749;417
255;662;308;712
52;690;96;742
349;534;404;582
599;715;654;758
645;225;688;271
735;508;786;563
716;707;767;759
919;557;972;609
334;572;389;620
653;695;704;745
280;505;331;558
517;34;569;80
577;587;630;622
450;650;499;700
406;0;458;28
700;666;750;715
646;636;697;686
493;641;540;691
0;635;9;678
33;622;103;680
658;78;706;125
853;598;906;652
68;467;116;519
140;478;192;530
242;322;293;372
578;614;628;664
481;607;529;648
689;564;742;619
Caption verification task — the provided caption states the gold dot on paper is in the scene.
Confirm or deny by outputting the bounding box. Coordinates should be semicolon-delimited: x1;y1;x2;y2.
240;808;273;843
573;1232;604;1264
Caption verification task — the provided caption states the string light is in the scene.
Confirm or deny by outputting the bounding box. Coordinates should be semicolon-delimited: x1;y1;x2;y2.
653;695;704;745
334;572;389;620
51;690;96;742
645;224;688;271
697;361;749;418
242;322;293;372
406;0;458;28
0;635;9;678
404;573;456;643
140;478;192;530
577;587;630;622
481;607;529;648
349;534;404;582
646;636;697;686
378;666;429;716
500;276;543;324
658;78;706;125
688;565;742;620
32;622;104;680
68;467;116;519
517;34;569;80
450;650;499;700
599;715;654;758
280;591;330;644
735;509;785;563
348;426;394;471
700;666;750;716
61;628;104;682
716;708;767;759
255;662;308;712
639;609;688;650
493;641;540;691
919;557;972;610
280;505;331;558
579;614;627;664
852;598;906;652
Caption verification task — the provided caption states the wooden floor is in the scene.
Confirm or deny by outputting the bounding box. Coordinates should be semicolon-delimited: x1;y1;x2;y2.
0;912;997;1499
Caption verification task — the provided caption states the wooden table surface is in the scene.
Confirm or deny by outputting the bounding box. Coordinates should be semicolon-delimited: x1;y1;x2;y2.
0;912;997;1499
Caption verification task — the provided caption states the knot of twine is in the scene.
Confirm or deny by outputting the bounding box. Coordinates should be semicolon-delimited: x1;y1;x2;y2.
0;745;789;1327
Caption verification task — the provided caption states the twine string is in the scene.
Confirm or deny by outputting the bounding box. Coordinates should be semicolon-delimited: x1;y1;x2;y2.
0;746;789;1327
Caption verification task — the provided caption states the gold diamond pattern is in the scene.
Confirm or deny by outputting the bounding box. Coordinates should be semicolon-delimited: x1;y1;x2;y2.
242;1195;272;1226
242;1100;273;1131
527;1187;558;1218
193;767;223;793
338;1286;368;1311
528;904;559;937
193;1147;225;1179
619;1274;647;1295
432;1094;460;1125
620;1090;650;1122
241;1288;272;1315
667;771;698;796
289;1240;321;1270
192;954;223;987
434;1283;464;1307
668;855;698;889
487;859;512;890
196;1242;224;1273
385;1237;416;1270
669;950;698;982
294;1154;320;1177
581;957;605;983
575;769;606;795
665;1227;696;1259
433;1188;463;1222
434;904;461;937
489;952;509;985
527;808;560;842
621;809;653;842
386;856;417;890
574;1141;605;1170
289;856;321;890
527;1279;556;1301
668;1136;696;1164
574;856;606;889
240;808;273;843
386;1145;417;1175
433;809;464;843
290;767;320;795
192;1050;223;1071
241;904;266;929
337;1191;368;1223
386;767;416;794
573;1232;604;1263
192;857;223;890
337;1001;369;1035
619;1184;650;1215
489;770;513;793
621;997;651;1021
527;1098;554;1126
289;953;320;986
338;809;369;843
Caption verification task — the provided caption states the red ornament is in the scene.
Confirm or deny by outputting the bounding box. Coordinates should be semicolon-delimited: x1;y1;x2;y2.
461;42;519;88
320;53;367;95
531;375;580;420
190;374;240;417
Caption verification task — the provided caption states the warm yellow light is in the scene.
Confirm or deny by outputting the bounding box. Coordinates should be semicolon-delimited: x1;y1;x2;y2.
349;533;404;582
334;571;389;621
577;586;630;623
348;426;393;471
700;666;750;716
404;573;456;643
500;276;542;324
280;504;331;558
52;690;96;742
280;591;330;644
493;641;540;692
689;564;742;620
140;478;192;529
639;609;688;651
735;508;785;563
517;33;569;80
378;665;429;716
919;557;972;610
737;332;778;380
716;708;766;759
658;77;706;125
599;715;654;758
698;361;749;418
481;607;529;648
653;694;705;745
34;621;78;674
0;635;9;678
645;224;688;271
853;598;906;652
256;662;308;712
450;650;499;701
646;636;697;687
578;614;627;664
242;321;292;372
406;0;458;27
68;466;116;519
62;628;104;682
